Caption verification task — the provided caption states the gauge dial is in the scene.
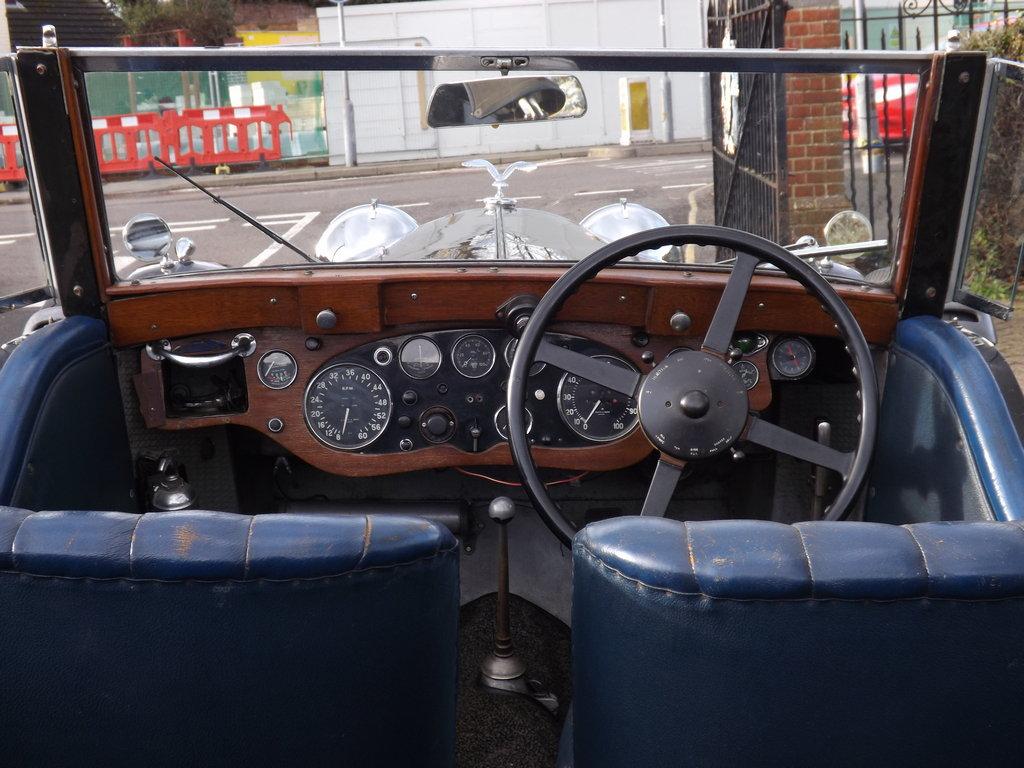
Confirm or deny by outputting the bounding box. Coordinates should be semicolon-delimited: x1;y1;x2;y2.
452;334;496;378
304;364;392;450
504;338;546;376
771;337;815;379
557;355;639;442
257;350;297;390
731;359;760;390
494;405;534;439
400;337;442;379
732;333;769;355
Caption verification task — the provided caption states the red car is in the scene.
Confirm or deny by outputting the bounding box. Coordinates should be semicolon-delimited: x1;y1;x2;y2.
842;73;919;142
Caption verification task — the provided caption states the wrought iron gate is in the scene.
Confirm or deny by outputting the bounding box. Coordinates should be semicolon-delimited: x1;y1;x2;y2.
707;0;788;242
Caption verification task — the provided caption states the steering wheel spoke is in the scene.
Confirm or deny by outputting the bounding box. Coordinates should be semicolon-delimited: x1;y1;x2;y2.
701;251;760;356
536;340;641;397
745;416;853;476
640;456;685;517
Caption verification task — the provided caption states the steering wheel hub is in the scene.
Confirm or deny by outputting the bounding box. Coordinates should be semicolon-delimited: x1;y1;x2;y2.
637;350;749;461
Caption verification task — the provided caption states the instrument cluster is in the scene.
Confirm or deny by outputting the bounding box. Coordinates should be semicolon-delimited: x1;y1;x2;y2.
279;329;640;454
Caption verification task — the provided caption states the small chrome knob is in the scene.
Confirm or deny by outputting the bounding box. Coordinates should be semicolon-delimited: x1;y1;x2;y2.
316;309;337;330
488;496;516;523
670;311;692;333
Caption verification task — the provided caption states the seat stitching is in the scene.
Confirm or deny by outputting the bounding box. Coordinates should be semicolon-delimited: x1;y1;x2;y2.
794;526;816;597
903;527;931;597
573;542;1024;605
9;511;35;569
127;515;144;578
355;515;373;570
683;523;702;594
243;516;257;579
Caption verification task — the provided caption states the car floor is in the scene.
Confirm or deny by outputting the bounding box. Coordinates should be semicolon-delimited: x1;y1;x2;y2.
458;594;572;768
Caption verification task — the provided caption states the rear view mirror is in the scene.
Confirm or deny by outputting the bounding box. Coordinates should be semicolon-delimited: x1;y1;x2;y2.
427;75;587;128
122;213;172;262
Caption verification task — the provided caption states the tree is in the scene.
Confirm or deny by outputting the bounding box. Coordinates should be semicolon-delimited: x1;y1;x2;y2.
112;0;236;46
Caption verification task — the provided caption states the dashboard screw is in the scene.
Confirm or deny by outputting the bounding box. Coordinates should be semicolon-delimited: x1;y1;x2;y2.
410;292;418;300
925;286;937;299
35;63;46;75
72;285;83;297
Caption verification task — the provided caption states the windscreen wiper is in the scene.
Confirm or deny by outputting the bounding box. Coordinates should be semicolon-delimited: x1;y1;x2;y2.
154;157;316;264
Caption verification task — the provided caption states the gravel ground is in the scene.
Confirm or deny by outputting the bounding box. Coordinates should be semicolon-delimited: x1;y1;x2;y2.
995;316;1024;390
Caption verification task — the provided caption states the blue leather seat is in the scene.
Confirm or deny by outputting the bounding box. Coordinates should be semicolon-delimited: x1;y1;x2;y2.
0;508;459;768
563;517;1024;767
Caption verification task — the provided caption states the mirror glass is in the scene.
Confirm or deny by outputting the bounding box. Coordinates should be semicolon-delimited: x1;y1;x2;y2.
956;60;1024;318
427;75;587;128
122;213;172;262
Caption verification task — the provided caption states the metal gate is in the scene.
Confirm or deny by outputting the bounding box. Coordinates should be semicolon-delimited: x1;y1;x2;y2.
707;0;788;242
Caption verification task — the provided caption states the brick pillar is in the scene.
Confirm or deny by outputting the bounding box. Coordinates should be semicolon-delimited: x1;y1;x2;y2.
783;1;849;243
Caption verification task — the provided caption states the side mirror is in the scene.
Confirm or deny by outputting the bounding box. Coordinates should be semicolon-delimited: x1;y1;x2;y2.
122;214;172;262
427;75;587;128
824;210;873;246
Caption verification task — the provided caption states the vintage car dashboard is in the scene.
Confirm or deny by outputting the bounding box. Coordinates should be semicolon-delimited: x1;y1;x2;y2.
133;322;827;477
117;267;896;477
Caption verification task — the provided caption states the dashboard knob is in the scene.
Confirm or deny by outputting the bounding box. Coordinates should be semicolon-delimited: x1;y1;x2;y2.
670;311;692;333
315;309;337;330
426;413;449;437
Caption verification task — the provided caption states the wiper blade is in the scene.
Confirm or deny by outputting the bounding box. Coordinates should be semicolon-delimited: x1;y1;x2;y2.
154;157;315;264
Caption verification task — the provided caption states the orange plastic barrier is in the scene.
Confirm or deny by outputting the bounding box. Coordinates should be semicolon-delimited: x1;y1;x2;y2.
164;105;292;170
91;112;165;175
0;124;27;183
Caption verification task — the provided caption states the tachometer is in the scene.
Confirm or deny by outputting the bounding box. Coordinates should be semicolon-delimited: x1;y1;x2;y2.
771;337;815;379
451;334;496;378
557;355;639;442
304;364;392;450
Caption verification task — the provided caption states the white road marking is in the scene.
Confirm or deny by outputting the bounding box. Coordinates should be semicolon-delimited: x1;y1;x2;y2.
606;158;709;170
170;224;217;233
244;211;321;267
394;202;431;209
662;183;706;190
573;188;634;197
536;157;581;166
0;240;15;246
168;218;229;226
0;232;38;239
474;195;543;202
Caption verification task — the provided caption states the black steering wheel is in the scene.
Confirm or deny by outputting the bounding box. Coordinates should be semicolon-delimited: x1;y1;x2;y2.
507;225;879;546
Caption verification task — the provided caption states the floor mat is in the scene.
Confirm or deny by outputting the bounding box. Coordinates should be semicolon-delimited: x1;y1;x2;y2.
458;593;572;768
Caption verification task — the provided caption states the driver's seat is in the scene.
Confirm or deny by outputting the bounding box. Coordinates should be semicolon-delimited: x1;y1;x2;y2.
561;516;1024;767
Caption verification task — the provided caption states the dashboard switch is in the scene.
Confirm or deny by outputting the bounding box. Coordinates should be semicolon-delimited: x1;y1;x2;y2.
420;407;457;444
397;415;412;429
267;417;284;433
315;309;337;330
399;438;413;452
402;390;418;406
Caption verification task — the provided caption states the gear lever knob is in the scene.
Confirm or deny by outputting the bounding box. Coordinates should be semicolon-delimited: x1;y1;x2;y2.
489;496;516;524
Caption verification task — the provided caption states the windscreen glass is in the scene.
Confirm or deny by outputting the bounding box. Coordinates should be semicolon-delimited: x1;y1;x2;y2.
82;62;914;287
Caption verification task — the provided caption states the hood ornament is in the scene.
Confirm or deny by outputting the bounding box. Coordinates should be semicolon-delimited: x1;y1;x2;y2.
463;158;537;211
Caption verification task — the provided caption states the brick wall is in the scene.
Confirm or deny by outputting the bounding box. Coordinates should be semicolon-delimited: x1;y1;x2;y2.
783;4;848;242
234;2;318;33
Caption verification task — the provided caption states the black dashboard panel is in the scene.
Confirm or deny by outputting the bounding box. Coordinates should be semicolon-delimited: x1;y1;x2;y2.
298;329;639;455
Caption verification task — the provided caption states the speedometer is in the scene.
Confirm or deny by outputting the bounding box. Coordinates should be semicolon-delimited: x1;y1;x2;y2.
557;355;639;442
304;364;392;450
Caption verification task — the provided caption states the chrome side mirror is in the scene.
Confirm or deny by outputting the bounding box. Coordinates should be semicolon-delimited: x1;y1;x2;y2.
824;210;873;246
122;213;172;262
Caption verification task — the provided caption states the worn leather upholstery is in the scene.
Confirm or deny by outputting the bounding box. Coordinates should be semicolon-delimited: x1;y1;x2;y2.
0;508;459;768
566;516;1024;767
869;316;1024;523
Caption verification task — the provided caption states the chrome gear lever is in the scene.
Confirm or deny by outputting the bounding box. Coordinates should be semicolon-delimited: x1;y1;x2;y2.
478;496;559;716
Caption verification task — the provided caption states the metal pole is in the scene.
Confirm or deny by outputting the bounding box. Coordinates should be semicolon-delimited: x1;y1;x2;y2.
852;0;876;149
334;0;357;167
659;0;675;143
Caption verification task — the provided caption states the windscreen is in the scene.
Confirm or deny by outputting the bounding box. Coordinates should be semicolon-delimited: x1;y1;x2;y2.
82;62;912;286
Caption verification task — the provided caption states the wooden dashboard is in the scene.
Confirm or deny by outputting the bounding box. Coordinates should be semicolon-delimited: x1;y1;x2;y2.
113;265;896;477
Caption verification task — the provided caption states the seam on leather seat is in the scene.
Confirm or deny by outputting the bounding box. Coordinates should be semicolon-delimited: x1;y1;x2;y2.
355;515;373;569
575;541;1024;604
8;511;37;569
794;526;816;596
0;540;458;584
242;516;257;579
683;523;702;594
128;514;143;578
903;527;931;595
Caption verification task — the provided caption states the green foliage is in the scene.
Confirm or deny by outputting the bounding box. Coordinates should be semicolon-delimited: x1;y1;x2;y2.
113;0;236;46
964;22;1024;61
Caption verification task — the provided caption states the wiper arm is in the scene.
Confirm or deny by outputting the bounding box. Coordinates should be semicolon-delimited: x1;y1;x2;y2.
154;157;316;264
